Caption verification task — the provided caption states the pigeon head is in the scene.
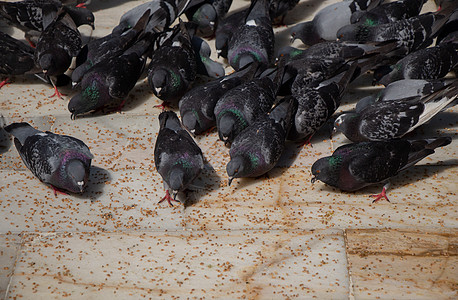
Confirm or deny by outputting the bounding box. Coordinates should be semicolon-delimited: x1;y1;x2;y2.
215;33;229;58
218;113;239;144
65;6;95;29
150;69;175;99
192;4;217;30
68;79;106;119
334;113;362;142
159;111;182;131
373;65;401;86
226;155;248;185
290;22;321;46
311;156;341;188
336;24;370;42
38;51;71;76
168;167;185;192
181;110;201;134
65;159;89;193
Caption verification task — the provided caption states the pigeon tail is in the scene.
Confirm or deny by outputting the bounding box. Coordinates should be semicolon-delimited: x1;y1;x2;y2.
4;122;40;145
402;137;452;171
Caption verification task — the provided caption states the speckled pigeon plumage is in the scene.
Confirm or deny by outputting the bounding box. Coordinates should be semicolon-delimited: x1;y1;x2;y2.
374;43;458;86
4;122;93;194
311;137;452;201
290;0;384;46
147;21;197;105
185;0;233;35
350;0;427;26
334;80;458;142
0;31;40;78
68;37;150;118
337;6;457;55
226;96;295;184
179;63;257;135
227;0;274;71
154;111;204;205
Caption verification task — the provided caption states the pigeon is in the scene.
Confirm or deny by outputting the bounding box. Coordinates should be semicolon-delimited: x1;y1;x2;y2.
191;36;225;78
337;6;457;56
226;96;296;185
154;111;204;205
112;0;192;34
71;9;151;87
374;43;458;86
288;63;358;142
179;62;257;135
0;0;94;45
147;20;197;105
334;80;458;142
355;78;455;112
436;9;458;45
311;137;452;202
185;0;233;35
4;122;93;194
68;37;150;118
227;0;274;71
214;8;245;58
0;31;40;87
290;0;384;46
34;9;82;98
269;0;299;23
214;62;284;145
350;0;427;26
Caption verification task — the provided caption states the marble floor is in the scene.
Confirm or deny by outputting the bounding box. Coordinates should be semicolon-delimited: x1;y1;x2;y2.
0;0;457;299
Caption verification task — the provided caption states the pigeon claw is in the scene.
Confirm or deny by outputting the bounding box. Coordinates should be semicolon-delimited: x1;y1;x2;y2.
49;86;66;99
158;190;180;206
154;102;171;111
370;187;390;203
0;78;11;89
51;185;68;197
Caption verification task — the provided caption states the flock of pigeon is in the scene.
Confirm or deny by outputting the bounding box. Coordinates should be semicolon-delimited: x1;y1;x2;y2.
1;0;457;205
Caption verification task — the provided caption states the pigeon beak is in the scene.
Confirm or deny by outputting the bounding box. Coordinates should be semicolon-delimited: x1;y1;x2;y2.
228;177;234;186
155;87;162;96
77;181;85;193
216;49;222;58
71;113;77;120
311;176;317;184
43;69;48;74
72;82;78;88
90;22;95;30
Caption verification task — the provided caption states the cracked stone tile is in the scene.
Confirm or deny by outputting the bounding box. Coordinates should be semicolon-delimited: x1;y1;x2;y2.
8;229;348;299
0;234;22;297
346;229;458;299
0;169;183;233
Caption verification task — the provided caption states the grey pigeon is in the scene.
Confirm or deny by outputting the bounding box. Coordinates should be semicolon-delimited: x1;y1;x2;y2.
288;64;358;142
214;62;284;144
290;0;384;46
4;122;93;194
374;43;458;85
179;62;257;135
191;36;225;78
154;111;204;205
214;9;245;58
355;78;455;112
112;0;192;34
311;137;452;202
334;80;458;142
350;0;427;25
185;0;233;36
34;9;82;98
68;36;150;118
227;0;274;71
227;96;295;185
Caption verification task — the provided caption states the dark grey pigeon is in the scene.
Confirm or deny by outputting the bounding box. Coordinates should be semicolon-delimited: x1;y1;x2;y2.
269;0;299;24
34;9;82;98
334;80;458;142
355;78;455;112
147;21;197;106
227;0;274;71
179;62;258;135
191;36;225;78
68;36;150;118
337;6;457;56
154;111;204;205
214;62;284;145
71;9;150;87
185;0;233;36
311;137;452;202
112;0;192;34
288;64;358;142
374;43;458;85
214;8;245;58
290;0;384;46
0;0;94;45
227;96;296;185
4;122;93;194
350;0;427;25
